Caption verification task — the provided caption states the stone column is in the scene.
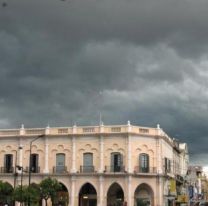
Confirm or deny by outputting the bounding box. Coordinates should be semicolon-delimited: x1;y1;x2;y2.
70;176;76;206
99;176;104;206
43;136;49;173
128;176;132;206
156;138;162;174
159;176;163;206
99;135;104;173
127;121;132;173
156;124;162;174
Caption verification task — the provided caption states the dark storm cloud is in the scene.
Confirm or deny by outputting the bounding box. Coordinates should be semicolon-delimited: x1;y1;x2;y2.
1;0;208;164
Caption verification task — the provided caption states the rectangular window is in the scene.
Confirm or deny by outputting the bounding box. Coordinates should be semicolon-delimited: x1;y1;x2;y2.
139;154;149;173
30;154;39;173
4;154;13;173
56;154;65;173
83;153;93;172
111;153;123;172
165;157;171;173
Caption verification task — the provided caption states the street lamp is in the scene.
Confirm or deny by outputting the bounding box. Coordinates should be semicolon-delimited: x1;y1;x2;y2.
28;134;45;206
14;146;23;189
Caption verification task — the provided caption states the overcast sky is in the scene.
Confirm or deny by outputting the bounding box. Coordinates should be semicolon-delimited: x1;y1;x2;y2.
1;0;208;165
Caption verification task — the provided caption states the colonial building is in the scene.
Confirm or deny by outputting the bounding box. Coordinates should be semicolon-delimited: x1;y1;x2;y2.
0;122;189;206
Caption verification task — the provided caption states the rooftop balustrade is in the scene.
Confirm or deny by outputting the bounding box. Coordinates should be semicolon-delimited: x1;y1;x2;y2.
0;125;165;138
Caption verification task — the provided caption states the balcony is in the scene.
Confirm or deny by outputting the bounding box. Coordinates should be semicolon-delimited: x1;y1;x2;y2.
105;166;126;173
134;166;157;173
0;167;14;173
80;166;95;173
164;168;172;174
53;166;68;174
25;166;40;173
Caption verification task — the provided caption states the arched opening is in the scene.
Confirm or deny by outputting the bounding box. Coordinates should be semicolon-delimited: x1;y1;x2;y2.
134;183;154;206
79;183;97;206
54;182;69;206
107;183;124;206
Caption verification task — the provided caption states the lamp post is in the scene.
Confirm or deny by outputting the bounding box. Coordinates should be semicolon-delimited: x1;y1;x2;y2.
28;134;45;206
14;146;23;189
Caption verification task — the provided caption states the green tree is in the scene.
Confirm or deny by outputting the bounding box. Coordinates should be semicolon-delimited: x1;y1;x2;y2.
40;177;61;206
28;183;41;206
13;184;40;206
0;181;14;205
13;185;28;205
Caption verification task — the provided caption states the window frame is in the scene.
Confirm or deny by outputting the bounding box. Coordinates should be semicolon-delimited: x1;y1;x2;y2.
139;153;149;173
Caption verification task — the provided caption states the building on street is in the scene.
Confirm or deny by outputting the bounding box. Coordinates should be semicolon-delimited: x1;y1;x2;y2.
0;122;189;206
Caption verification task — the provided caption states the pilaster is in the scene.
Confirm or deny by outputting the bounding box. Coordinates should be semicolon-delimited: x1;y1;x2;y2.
71;125;77;173
70;176;76;206
43;135;49;173
99;176;104;206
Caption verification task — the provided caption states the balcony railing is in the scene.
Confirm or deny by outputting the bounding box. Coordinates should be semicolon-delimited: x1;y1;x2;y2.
105;166;126;173
53;166;68;174
0;167;14;173
0;125;161;138
134;166;157;173
164;167;172;174
80;166;95;173
25;166;40;173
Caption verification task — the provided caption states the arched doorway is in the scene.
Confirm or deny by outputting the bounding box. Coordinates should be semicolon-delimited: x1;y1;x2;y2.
79;183;97;206
54;182;69;206
107;183;124;206
134;183;154;206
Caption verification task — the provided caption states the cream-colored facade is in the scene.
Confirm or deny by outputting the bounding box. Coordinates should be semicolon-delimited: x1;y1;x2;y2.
0;122;189;206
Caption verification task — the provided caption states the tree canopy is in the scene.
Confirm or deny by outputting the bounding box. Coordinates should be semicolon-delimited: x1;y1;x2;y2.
0;181;14;205
40;177;61;206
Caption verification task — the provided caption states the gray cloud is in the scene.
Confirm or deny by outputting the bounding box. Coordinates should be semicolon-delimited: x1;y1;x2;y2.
1;0;208;164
